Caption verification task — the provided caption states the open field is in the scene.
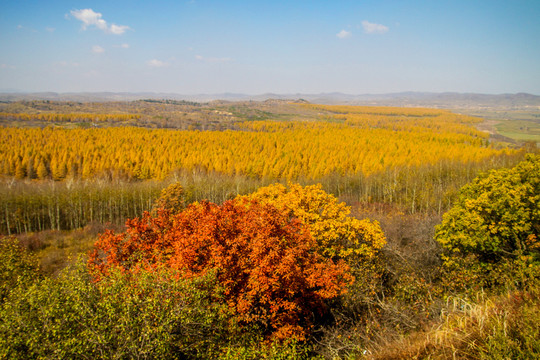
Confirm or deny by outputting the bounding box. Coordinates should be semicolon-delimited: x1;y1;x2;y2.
495;119;540;142
456;108;540;144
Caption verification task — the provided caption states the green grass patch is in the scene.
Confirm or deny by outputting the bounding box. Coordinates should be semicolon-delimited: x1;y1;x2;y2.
495;119;540;142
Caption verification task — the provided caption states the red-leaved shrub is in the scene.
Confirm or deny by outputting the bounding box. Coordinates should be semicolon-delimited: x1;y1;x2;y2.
89;199;352;339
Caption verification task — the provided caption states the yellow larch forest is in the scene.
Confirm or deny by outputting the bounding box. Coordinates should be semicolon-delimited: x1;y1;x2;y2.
0;104;512;181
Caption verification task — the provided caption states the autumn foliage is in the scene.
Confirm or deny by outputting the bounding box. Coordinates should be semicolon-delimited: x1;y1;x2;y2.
89;198;352;339
240;183;387;306
239;183;386;262
0;104;511;181
152;182;186;214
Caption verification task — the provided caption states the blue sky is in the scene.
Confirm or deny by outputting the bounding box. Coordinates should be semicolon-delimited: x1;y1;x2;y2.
1;0;539;94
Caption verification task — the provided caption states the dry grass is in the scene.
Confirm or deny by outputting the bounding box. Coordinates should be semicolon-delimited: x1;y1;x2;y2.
14;221;124;275
368;288;540;359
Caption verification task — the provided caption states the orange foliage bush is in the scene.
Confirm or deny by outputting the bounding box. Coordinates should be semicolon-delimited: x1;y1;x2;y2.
89;199;352;340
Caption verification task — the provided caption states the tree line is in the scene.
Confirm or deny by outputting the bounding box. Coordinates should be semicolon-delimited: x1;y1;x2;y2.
0;152;524;235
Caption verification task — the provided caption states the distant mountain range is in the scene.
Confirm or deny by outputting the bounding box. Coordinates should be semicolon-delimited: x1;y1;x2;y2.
1;91;540;110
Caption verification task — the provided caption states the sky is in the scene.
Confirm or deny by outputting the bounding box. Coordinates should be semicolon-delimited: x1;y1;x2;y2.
1;0;539;95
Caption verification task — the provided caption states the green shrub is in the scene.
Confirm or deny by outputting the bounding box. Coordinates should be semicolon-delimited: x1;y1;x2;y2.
219;338;319;360
0;236;40;302
435;154;540;291
0;258;232;359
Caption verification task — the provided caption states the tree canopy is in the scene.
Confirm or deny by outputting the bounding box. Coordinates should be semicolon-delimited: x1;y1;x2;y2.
436;154;540;263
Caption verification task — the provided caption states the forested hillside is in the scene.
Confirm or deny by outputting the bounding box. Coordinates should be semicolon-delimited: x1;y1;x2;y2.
0;101;538;359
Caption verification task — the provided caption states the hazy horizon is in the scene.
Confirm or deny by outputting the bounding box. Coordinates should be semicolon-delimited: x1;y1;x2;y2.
1;1;539;95
1;90;540;97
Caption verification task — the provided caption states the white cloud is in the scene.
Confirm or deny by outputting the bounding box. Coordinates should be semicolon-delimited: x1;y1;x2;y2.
147;59;168;67
110;24;130;35
92;45;105;54
195;55;232;63
45;27;55;32
336;30;351;39
120;43;129;49
362;20;389;34
71;9;107;30
1;64;16;69
70;9;130;35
